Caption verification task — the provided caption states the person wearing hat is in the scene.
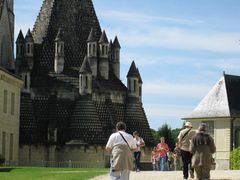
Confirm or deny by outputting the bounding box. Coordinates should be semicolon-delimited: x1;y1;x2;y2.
178;121;196;180
190;123;216;180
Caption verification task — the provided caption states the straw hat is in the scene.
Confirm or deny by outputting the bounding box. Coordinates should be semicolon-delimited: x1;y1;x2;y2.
184;121;192;128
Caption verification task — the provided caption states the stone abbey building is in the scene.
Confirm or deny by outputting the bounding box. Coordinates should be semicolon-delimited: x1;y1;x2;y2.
14;0;154;165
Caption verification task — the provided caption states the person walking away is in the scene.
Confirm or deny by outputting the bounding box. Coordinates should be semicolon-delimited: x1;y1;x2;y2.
151;146;159;171
190;123;216;180
156;137;170;171
178;121;196;179
173;142;182;171
106;122;137;180
133;131;145;172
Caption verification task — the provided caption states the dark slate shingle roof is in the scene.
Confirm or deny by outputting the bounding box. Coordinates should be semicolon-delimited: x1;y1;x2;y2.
113;36;121;48
16;30;25;43
127;61;138;78
99;30;109;44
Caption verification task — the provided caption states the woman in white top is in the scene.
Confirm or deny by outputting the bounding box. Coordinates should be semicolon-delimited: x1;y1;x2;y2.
133;131;145;172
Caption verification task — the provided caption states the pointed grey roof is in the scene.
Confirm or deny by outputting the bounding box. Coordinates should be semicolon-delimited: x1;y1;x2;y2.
99;30;109;44
137;68;143;84
31;0;102;70
79;56;92;74
127;61;138;78
16;30;25;43
184;74;240;119
108;40;113;52
55;28;64;42
113;36;121;48
25;29;34;42
87;28;97;42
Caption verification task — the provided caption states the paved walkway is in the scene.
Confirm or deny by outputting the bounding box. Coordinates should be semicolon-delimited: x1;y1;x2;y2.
91;170;240;180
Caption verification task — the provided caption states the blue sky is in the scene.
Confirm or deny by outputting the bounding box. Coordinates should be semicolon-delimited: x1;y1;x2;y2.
15;0;240;129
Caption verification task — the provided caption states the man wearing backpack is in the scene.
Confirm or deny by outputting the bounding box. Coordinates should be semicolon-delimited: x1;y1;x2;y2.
178;121;196;180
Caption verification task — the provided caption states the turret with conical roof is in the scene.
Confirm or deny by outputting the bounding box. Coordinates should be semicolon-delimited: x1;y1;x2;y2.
79;56;92;95
127;61;141;100
87;28;98;77
16;30;25;58
54;28;65;74
111;36;121;79
15;30;25;74
98;30;109;79
24;29;34;70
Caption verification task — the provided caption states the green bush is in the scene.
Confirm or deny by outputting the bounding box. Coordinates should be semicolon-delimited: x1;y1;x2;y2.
0;154;5;165
230;148;240;170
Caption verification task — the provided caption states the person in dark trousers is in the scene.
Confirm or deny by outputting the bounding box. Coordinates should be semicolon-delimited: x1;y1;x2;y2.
190;123;216;180
178;121;196;180
133;131;145;172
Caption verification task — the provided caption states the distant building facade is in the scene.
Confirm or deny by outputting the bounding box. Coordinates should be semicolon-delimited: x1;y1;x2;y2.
184;74;240;170
0;67;23;163
0;0;23;164
15;0;154;165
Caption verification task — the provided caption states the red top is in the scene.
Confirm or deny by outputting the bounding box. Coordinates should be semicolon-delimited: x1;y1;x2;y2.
156;143;169;158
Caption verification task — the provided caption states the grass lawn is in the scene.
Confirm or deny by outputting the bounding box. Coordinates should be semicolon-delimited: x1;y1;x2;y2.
0;167;108;180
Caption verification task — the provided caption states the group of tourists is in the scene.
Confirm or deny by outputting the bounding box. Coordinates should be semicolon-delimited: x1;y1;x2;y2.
151;137;183;171
105;121;216;180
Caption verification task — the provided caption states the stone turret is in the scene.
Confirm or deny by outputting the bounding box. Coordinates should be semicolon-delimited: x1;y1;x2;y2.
111;36;121;79
15;30;25;74
127;61;140;99
87;28;98;77
54;28;64;74
98;30;109;80
25;29;34;70
79;56;92;95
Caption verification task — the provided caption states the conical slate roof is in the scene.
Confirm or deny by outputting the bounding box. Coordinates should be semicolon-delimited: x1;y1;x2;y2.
87;28;97;42
32;0;102;70
25;29;34;42
16;30;25;43
99;30;109;44
79;56;92;73
184;74;240;119
113;36;121;48
127;61;138;78
55;28;64;42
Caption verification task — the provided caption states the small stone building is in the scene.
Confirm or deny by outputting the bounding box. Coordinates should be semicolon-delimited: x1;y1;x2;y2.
15;0;154;165
183;73;240;170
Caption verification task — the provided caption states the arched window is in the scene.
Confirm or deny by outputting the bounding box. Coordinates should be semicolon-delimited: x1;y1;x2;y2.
27;44;30;54
85;76;88;88
93;44;96;55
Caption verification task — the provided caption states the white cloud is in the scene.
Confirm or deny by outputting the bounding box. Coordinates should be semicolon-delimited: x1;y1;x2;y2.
143;80;211;98
144;103;193;129
117;27;240;53
100;10;204;25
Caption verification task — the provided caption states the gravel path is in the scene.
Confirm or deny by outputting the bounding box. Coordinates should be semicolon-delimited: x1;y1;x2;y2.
91;170;240;180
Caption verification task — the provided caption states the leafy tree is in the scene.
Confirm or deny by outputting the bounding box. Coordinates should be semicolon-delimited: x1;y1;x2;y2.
230;148;240;169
